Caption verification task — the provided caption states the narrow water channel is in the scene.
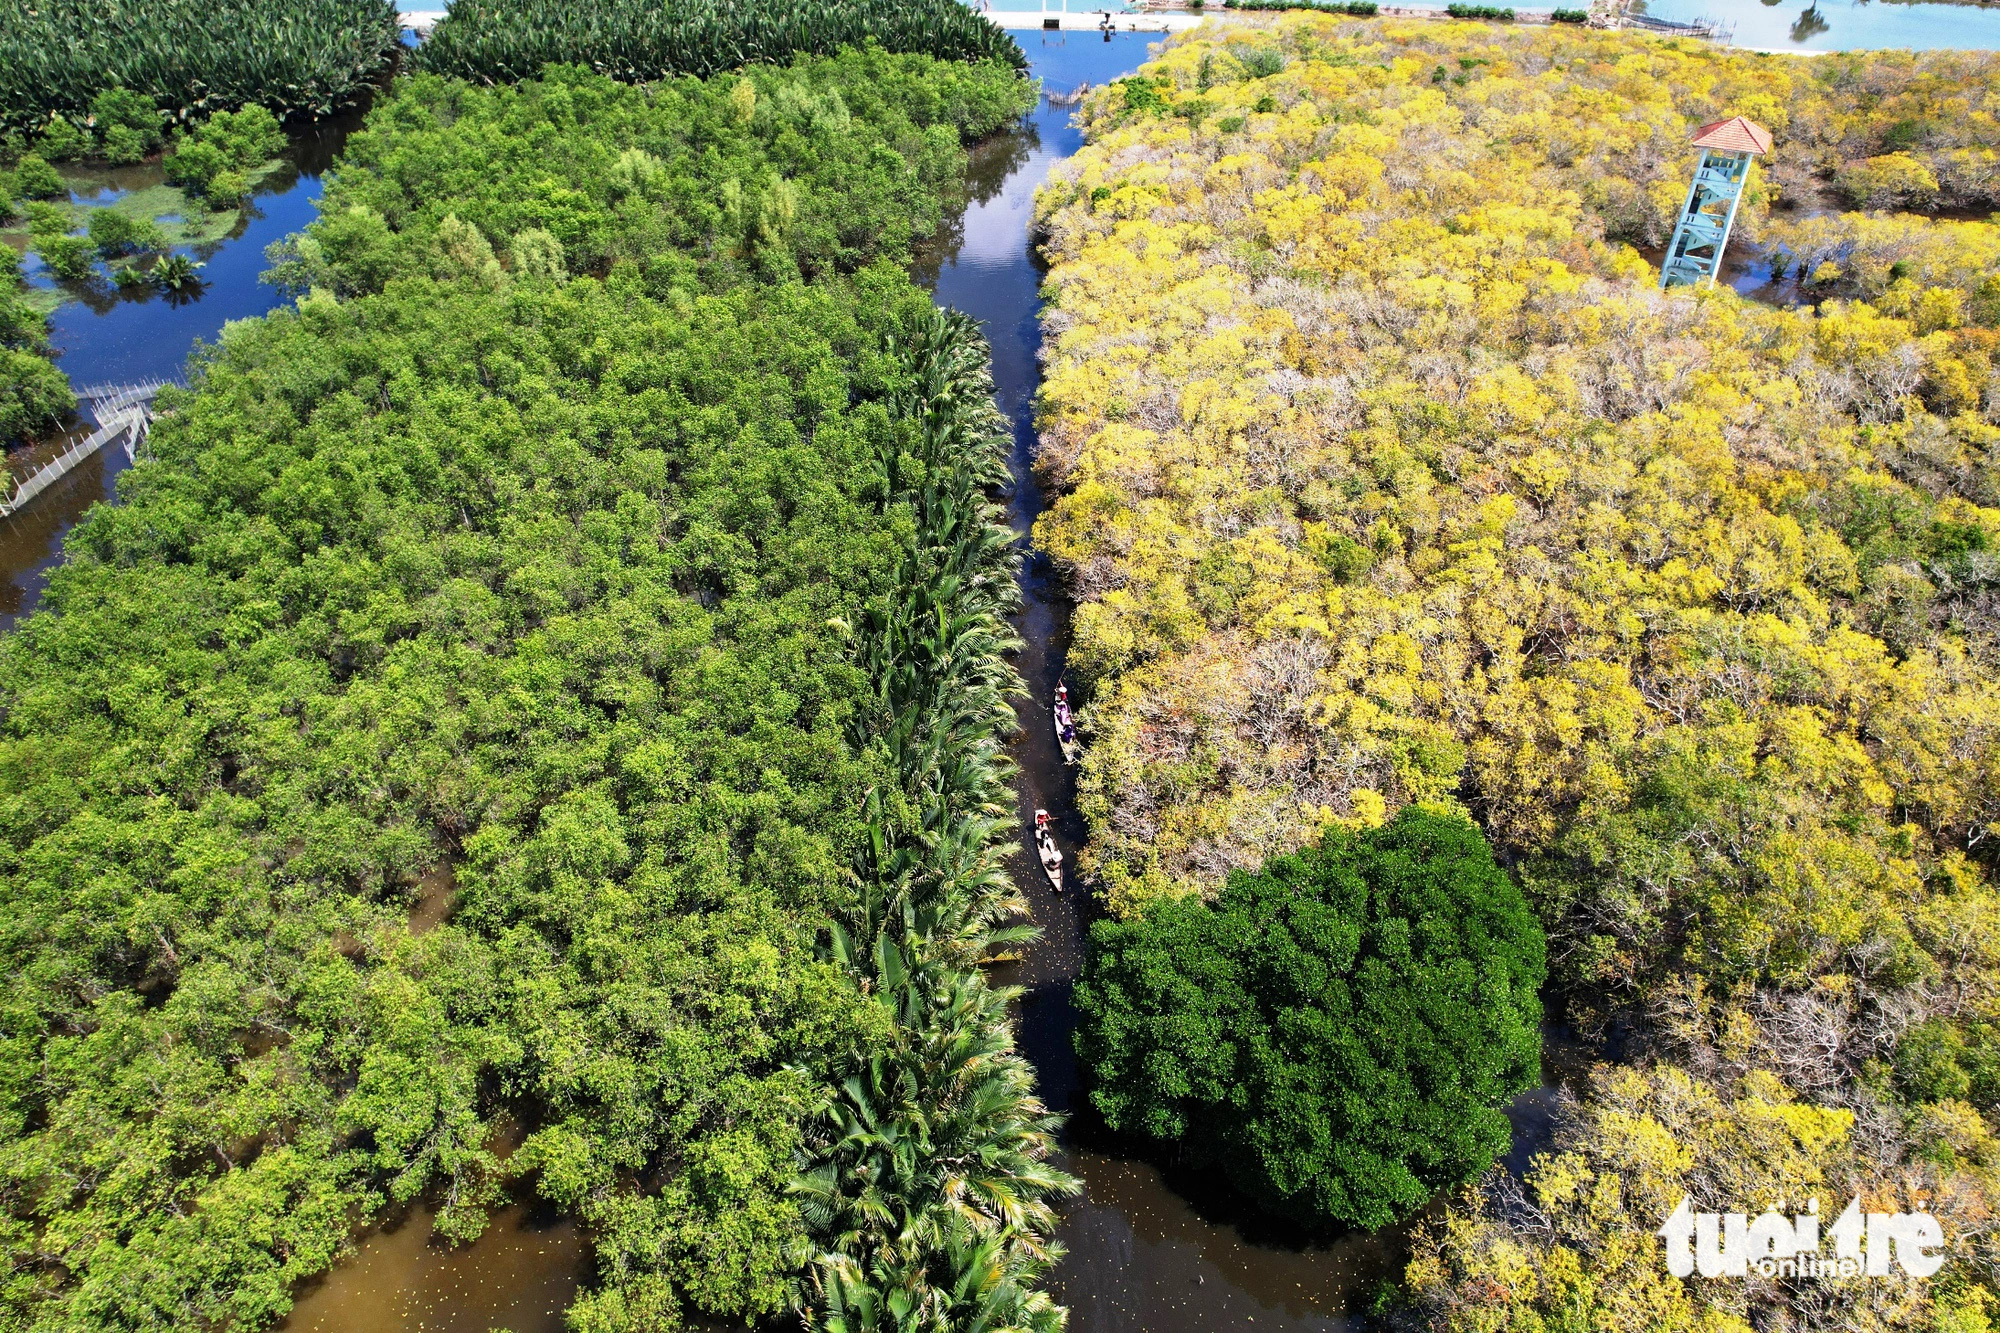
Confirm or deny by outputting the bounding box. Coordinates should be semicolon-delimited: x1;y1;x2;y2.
928;33;1400;1331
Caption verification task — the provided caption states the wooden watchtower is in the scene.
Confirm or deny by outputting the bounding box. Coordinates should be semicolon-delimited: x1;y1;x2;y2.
1660;116;1773;289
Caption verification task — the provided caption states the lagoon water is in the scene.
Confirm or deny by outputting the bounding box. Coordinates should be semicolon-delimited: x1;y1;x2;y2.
1638;0;2000;52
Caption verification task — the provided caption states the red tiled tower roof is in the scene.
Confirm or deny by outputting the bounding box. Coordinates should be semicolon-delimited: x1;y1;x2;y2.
1690;115;1774;155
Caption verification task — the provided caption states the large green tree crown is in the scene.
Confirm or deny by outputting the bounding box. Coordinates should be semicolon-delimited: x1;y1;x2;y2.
1075;806;1546;1231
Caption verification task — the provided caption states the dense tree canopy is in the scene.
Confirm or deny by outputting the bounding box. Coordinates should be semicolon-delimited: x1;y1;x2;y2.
0;260;923;1332
1076;807;1545;1230
0;248;73;450
269;51;1033;296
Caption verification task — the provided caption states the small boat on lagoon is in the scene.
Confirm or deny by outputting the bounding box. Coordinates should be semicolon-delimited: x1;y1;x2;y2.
1034;808;1063;893
1053;682;1080;766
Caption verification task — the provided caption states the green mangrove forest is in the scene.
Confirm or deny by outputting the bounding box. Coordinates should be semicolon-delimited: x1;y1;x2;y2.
0;10;1091;1325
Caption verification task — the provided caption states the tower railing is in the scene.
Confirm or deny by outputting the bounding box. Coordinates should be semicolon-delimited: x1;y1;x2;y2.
1660;124;1769;290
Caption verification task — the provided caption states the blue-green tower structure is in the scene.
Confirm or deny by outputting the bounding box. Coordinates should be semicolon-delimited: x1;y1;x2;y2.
1660;116;1773;289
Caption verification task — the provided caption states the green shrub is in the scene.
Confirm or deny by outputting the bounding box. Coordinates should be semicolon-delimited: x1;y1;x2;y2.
0;346;75;445
34;117;89;162
0;0;399;136
99;123;148;164
1447;3;1516;18
87;208;167;257
1239;47;1287;78
204;104;286;164
508;226;567;284
205;169;250;209
1898;1021;1973;1103
1550;8;1588;21
0;252;74;445
23;201;71;237
268;55;1034;297
14;153;65;200
1896;1020;2000;1108
89;88;165;163
413;0;1027;85
1309;529;1375;584
165;104;286;195
88;86;163;145
1075;807;1547;1231
162;138;229;193
32;232;94;280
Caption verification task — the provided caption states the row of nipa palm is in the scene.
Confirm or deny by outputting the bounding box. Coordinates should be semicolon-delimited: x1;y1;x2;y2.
412;0;1026;86
796;307;1077;1333
0;0;401;134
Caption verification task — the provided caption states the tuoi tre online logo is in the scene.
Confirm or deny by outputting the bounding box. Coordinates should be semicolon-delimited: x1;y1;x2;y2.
1659;1196;1946;1280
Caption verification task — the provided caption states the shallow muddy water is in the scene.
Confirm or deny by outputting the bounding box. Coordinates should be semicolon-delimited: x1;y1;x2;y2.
280;1203;587;1333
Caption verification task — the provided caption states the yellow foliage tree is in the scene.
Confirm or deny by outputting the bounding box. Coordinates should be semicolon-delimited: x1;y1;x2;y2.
1035;17;2000;1326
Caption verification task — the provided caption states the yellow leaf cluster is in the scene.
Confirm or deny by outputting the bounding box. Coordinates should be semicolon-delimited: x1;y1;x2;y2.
1037;26;2000;1320
1401;1062;1992;1333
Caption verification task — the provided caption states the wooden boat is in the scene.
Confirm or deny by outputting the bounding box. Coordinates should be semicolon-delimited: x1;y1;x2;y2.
1033;809;1063;893
1053;684;1080;767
